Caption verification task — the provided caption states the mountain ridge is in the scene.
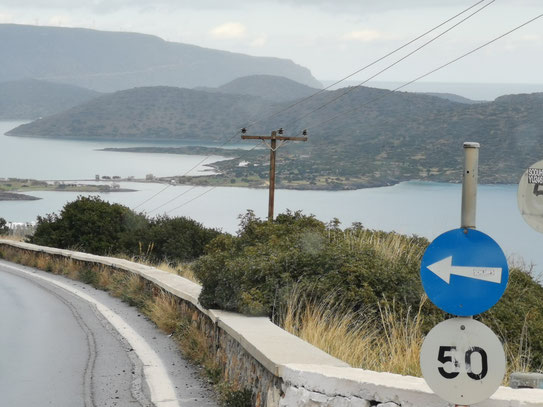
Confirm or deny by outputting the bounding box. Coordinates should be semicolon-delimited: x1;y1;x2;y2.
0;23;321;92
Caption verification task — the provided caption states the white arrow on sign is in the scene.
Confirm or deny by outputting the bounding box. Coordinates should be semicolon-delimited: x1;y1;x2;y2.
427;256;502;284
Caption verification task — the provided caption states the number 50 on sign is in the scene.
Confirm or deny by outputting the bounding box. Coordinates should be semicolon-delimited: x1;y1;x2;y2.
420;318;506;405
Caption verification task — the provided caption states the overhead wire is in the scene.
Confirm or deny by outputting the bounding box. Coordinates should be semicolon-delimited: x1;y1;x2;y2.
242;0;490;129
283;0;495;131
131;129;244;210
162;143;262;215
297;13;543;135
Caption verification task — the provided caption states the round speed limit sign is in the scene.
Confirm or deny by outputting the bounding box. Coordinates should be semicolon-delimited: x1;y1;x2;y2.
420;318;505;405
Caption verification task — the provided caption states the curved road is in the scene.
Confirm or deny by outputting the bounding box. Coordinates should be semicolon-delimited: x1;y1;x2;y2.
0;260;219;407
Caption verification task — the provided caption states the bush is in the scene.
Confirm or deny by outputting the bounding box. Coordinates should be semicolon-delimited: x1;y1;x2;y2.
29;196;220;263
30;196;145;255
0;217;8;235
194;210;434;318
122;215;221;264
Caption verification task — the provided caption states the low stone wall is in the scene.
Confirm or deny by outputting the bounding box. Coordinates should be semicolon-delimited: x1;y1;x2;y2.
1;240;542;407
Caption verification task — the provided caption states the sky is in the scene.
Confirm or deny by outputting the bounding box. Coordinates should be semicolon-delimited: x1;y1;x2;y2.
0;0;542;85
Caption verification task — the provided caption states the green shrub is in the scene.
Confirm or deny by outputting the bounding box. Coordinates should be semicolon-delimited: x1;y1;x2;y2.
125;215;221;264
194;210;434;319
28;196;220;264
30;196;145;255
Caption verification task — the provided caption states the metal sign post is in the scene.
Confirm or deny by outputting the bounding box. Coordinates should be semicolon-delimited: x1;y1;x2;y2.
420;142;507;407
461;142;479;229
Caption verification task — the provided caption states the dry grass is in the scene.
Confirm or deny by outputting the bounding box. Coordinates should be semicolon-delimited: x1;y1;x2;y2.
337;229;425;264
0;235;25;242
145;291;183;334
281;287;536;382
501;313;535;383
97;268;114;290
155;261;198;283
114;253;199;283
280;288;425;376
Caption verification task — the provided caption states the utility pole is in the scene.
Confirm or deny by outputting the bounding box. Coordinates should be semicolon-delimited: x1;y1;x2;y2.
241;128;307;221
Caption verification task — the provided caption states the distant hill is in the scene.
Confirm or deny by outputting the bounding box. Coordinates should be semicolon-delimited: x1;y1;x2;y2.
7;86;272;140
7;85;543;186
0;79;100;120
0;24;321;92
211;75;321;102
421;92;482;104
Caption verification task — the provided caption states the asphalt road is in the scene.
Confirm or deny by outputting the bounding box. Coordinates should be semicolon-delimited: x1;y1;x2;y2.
0;260;219;407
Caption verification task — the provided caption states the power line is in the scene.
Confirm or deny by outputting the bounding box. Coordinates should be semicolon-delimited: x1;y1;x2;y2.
299;13;543;134
164;186;217;215
131;129;243;210
147;142;262;215
283;0;495;130
147;185;198;214
243;0;490;129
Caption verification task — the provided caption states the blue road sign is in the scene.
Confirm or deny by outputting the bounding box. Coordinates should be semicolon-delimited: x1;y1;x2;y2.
420;228;509;316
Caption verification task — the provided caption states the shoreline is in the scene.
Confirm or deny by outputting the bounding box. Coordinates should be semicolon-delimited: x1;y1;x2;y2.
4;176;514;194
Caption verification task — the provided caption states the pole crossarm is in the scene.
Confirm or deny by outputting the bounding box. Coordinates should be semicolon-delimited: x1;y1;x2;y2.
241;135;308;142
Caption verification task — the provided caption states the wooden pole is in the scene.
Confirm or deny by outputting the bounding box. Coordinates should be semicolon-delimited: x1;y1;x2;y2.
268;131;277;221
241;128;307;222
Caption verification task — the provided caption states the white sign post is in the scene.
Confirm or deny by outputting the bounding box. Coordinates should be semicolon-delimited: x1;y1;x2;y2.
420;318;506;405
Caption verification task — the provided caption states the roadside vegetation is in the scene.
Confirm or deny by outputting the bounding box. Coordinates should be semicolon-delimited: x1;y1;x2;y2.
1;198;543;378
28;196;220;264
193;210;543;375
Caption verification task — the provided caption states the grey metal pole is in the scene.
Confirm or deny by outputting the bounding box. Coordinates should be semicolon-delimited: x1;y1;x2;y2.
458;142;480;407
461;142;480;229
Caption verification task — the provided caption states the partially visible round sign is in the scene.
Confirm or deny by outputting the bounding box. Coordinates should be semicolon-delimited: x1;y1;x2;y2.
420;228;508;316
420;318;506;405
518;159;543;233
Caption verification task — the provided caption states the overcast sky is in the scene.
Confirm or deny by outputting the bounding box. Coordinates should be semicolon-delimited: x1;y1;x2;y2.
1;0;541;84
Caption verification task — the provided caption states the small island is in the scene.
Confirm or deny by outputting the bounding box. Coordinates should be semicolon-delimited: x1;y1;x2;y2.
0;178;137;201
0;191;41;201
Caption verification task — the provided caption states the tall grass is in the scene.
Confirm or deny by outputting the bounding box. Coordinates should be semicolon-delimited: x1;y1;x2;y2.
332;227;426;264
280;287;425;376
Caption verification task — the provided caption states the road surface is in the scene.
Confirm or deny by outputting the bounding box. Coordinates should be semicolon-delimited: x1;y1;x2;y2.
0;260;219;407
